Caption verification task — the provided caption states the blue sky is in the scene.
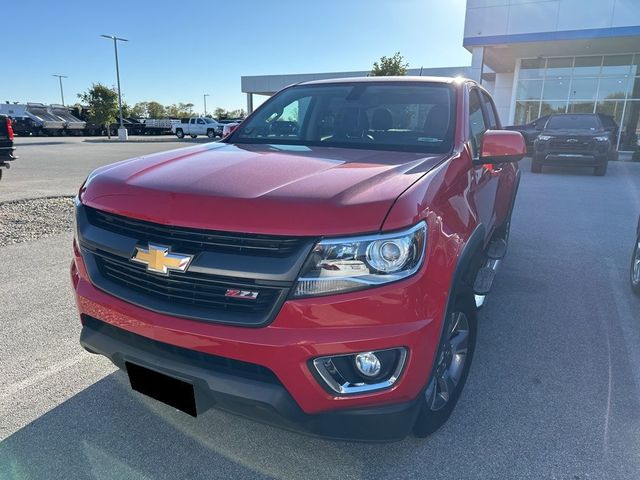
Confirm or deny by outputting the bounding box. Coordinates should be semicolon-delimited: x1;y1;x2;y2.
2;0;471;112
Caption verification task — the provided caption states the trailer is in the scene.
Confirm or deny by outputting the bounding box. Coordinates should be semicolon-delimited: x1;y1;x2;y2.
24;103;65;134
0;103;65;136
109;118;146;136
49;104;86;134
143;118;179;135
68;105;109;136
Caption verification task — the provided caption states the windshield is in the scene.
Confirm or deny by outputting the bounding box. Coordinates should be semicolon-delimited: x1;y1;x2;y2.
231;82;455;153
546;115;601;131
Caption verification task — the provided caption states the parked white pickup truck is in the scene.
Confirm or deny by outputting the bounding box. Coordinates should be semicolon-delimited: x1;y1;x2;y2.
172;117;222;139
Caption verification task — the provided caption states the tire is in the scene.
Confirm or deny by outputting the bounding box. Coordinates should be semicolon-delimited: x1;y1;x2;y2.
531;160;542;173
207;129;215;139
631;234;640;296
190;135;198;139
594;163;608;176
413;291;477;437
175;129;184;139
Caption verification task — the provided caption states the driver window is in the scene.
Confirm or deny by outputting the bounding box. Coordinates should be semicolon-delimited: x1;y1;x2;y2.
197;119;205;124
266;96;311;138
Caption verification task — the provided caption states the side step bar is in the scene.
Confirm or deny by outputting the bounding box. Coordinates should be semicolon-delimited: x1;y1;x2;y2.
473;258;501;308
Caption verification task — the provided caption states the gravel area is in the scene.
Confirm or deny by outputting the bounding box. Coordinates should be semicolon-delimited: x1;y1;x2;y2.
0;196;74;247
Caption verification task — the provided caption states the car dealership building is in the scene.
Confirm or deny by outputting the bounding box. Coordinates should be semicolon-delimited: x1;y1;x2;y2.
242;0;640;152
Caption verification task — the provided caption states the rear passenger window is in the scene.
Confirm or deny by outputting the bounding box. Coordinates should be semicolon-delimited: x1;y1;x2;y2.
469;89;487;158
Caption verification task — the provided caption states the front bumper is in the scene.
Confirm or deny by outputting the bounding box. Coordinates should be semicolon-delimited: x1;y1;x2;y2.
80;314;421;441
71;237;447;440
534;152;607;166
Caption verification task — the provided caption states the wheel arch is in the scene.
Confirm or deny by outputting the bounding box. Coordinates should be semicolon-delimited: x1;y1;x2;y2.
446;223;486;311
424;223;485;388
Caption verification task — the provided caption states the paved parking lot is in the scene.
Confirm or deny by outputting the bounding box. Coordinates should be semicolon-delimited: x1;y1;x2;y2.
1;137;639;479
0;136;209;203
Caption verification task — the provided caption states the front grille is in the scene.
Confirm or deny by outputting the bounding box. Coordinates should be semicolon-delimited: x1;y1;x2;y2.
82;315;280;385
92;248;282;315
86;206;305;257
549;137;595;153
80;205;314;325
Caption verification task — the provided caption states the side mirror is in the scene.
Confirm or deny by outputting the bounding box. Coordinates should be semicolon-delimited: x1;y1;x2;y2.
479;130;526;164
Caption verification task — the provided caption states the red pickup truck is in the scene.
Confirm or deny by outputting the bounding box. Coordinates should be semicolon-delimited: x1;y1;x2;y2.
72;77;525;441
0;115;17;181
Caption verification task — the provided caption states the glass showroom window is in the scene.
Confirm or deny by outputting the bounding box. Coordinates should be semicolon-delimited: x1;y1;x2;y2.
514;58;545;124
514;53;640;153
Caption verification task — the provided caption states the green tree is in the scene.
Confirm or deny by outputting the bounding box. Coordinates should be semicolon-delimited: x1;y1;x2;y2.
146;101;166;118
213;107;246;120
228;108;246;119
78;83;119;138
180;103;194;115
130;101;149;118
370;52;409;76
121;101;132;118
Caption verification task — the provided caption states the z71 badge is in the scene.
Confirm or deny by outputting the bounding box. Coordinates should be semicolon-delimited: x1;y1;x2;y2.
225;289;259;300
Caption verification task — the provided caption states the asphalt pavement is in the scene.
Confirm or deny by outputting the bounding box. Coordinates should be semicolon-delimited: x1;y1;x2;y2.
1;137;639;479
0;136;208;203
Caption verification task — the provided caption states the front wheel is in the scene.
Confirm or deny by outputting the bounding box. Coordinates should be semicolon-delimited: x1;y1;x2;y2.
631;235;640;296
594;163;608;176
531;159;542;173
413;292;477;437
207;129;215;139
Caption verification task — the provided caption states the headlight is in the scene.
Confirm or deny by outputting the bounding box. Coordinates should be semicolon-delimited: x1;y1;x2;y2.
293;222;426;297
73;196;81;243
537;135;552;141
594;135;609;142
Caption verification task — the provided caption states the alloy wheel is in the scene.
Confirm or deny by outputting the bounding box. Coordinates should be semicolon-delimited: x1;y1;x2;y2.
426;311;470;411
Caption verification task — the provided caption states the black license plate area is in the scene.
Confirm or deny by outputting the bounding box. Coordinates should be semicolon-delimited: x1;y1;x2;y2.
126;361;197;416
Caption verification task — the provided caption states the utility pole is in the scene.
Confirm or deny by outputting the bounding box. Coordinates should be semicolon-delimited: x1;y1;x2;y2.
52;74;68;105
101;34;128;140
203;94;209;116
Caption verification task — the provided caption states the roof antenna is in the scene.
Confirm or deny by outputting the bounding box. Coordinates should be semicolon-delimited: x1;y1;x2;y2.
419;66;424;76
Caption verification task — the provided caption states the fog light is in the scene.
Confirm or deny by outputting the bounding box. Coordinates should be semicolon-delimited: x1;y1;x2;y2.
311;347;407;395
354;352;381;377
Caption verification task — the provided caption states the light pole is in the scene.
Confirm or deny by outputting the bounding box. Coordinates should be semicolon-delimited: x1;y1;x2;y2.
203;94;209;116
52;74;68;105
101;34;128;140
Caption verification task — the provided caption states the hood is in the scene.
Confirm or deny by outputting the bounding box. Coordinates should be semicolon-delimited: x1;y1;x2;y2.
81;142;447;236
541;129;606;137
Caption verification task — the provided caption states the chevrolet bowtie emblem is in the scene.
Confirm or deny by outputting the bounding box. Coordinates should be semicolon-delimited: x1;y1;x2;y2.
131;243;193;275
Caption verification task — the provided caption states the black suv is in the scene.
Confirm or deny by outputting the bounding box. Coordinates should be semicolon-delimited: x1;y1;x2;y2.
0;115;17;181
532;114;615;176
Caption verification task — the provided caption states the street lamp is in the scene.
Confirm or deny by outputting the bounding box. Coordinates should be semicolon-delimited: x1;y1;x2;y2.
100;34;128;140
203;94;209;116
52;74;68;105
